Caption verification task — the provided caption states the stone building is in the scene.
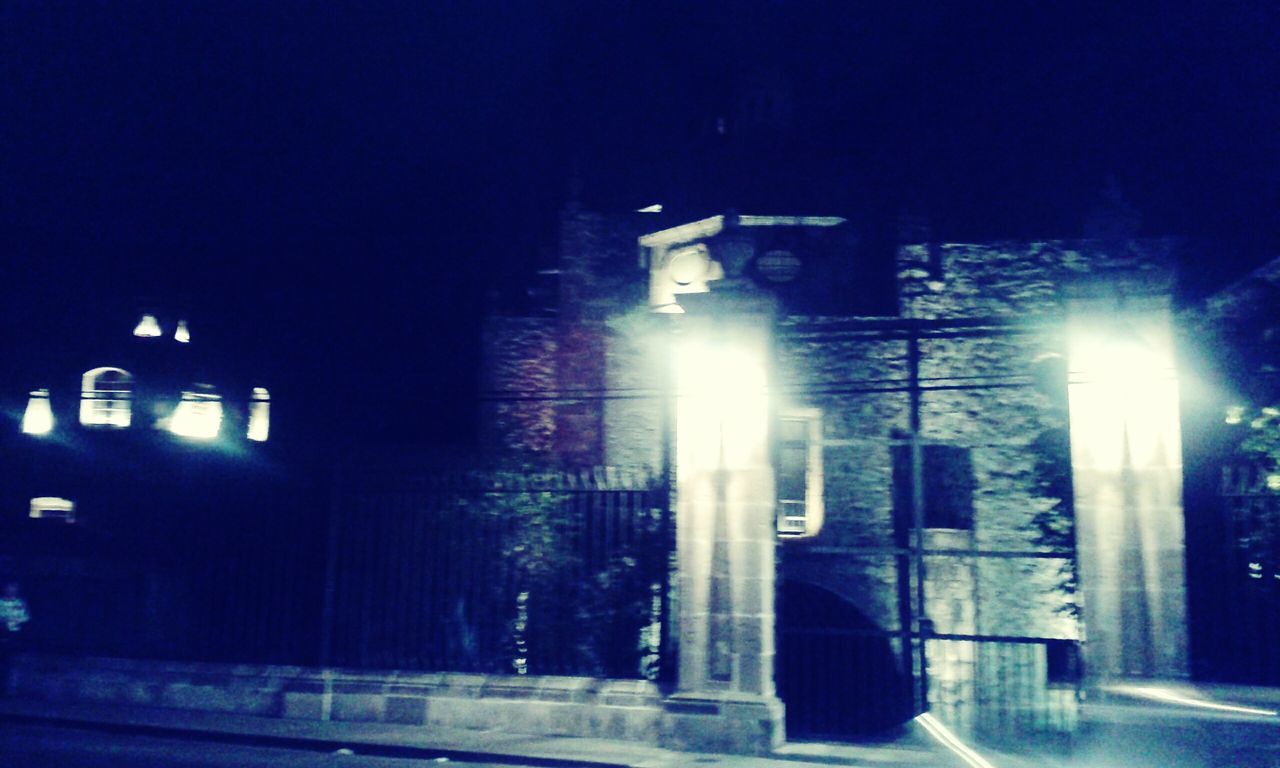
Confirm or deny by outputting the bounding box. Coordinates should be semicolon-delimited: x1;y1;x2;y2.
482;205;1189;740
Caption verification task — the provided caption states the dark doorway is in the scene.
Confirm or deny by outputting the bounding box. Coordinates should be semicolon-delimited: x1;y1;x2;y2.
776;580;916;740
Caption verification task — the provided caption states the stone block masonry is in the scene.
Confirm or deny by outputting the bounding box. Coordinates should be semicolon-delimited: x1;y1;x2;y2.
12;654;786;755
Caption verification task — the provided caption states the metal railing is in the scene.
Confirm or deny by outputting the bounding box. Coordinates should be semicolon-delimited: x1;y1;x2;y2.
322;468;671;679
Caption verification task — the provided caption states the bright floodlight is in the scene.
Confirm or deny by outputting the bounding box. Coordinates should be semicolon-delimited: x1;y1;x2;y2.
676;334;769;473
170;389;223;439
21;389;54;435
1067;302;1186;678
1067;316;1180;472
174;319;190;343
133;314;162;337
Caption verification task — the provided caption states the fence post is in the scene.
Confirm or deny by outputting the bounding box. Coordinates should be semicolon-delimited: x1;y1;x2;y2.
319;460;342;670
909;327;931;714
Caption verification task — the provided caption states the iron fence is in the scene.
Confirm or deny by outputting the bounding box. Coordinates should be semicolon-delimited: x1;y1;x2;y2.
323;467;671;679
1212;463;1280;683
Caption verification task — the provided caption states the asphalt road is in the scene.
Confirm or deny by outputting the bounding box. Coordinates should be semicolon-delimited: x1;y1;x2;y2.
0;723;517;768
1060;704;1280;768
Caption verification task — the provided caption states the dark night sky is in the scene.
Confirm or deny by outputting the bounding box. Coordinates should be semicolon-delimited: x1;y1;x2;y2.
4;1;1278;447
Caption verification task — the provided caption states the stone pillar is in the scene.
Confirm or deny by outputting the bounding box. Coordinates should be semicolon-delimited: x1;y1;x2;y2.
1067;295;1188;680
660;314;785;754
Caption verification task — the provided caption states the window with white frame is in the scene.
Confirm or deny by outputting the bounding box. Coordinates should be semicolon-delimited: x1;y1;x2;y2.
80;367;133;428
30;496;76;523
777;408;824;537
246;386;269;442
169;384;223;440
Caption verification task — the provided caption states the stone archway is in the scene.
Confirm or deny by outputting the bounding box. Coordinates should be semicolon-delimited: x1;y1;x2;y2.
776;579;915;739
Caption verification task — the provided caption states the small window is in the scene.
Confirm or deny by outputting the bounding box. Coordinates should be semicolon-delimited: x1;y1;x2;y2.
1046;639;1082;686
30;497;76;523
777;408;824;537
892;443;975;530
22;388;54;435
246;387;269;442
80;367;133;428
169;385;223;440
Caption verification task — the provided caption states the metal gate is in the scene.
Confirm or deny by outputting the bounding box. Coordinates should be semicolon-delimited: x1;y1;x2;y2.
775;317;1083;740
1204;463;1280;683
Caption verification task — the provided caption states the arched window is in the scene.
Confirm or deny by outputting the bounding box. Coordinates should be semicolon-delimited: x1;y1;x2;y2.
80;367;133;428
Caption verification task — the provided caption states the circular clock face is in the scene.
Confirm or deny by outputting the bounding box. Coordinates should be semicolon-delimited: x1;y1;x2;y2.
668;245;711;286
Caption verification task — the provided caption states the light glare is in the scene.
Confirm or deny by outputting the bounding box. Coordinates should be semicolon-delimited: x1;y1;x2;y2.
174;319;190;343
1067;303;1187;678
1104;684;1278;717
676;337;769;472
915;713;998;768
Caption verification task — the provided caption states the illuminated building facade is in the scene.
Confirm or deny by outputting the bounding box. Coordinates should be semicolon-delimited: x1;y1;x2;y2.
483;206;1189;738
0;310;281;658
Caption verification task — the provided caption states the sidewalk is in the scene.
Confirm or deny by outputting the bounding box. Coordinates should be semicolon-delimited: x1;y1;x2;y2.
8;685;1275;768
0;696;996;768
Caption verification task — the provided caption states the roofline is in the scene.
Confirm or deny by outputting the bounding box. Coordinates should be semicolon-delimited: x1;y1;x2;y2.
637;214;846;248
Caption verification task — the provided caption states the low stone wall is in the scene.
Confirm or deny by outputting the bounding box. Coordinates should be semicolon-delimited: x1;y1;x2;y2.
11;654;782;755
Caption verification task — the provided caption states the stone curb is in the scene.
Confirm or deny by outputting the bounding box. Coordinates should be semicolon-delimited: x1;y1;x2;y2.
0;708;631;768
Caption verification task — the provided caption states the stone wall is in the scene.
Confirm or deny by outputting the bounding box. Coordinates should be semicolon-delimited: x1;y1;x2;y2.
480;213;1180;733
774;319;1076;637
480;210;661;465
775;318;908;632
13;654;781;755
770;239;1181;732
480;317;557;456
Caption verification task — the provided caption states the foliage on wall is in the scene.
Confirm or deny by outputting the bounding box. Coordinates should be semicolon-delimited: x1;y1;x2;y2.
1030;353;1079;619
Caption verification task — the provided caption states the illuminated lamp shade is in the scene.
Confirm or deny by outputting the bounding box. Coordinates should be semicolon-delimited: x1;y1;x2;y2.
133;314;162;337
174;319;190;343
170;387;223;440
247;387;270;442
21;389;54;435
